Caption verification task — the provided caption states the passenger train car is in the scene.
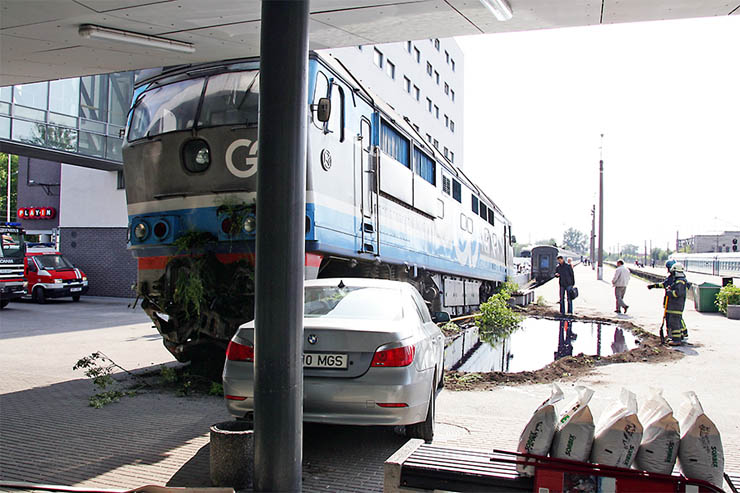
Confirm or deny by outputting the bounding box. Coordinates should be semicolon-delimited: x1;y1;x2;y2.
670;252;740;281
123;53;514;361
531;245;580;283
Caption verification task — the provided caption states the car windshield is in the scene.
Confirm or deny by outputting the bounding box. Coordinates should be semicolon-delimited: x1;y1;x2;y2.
304;286;403;321
1;231;24;258
35;254;74;270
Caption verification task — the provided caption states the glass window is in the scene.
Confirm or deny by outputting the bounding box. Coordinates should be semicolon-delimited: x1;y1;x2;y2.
14;82;48;110
0;116;9;139
472;195;479;214
374;48;384;68
426;62;432;76
13;105;45;122
79;131;105;158
445;51;450;63
109;72;134;127
117;170;125;190
34;254;74;270
451;59;456;71
433;139;438;149
450;120;455;133
106;135;122;160
12;120;43;144
0;86;11;102
414;47;420;63
442;175;451;195
434;105;439;119
329;83;345;142
426;133;431;142
434;38;440;51
452;180;461;203
386;60;395;79
406;41;412;52
444;115;449;127
413;147;435;185
304;286;403;321
380;120;409;167
49;78;79;116
450;150;455;163
426;98;432;112
451;89;455;102
414;86;420;101
128;78;204;141
0;102;9;116
80;74;108;122
197;70;259;127
444;82;449;95
480;203;488;220
45;125;77;151
488;208;495;225
404;76;411;93
444;146;448;157
435;71;439;85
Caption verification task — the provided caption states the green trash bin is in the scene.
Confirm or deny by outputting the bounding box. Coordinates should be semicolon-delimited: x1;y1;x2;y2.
693;282;721;312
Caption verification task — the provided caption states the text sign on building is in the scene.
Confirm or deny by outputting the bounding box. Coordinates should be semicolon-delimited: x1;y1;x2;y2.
17;207;57;219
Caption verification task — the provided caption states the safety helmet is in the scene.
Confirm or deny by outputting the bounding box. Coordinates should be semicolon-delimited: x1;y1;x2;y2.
670;262;684;273
666;259;676;270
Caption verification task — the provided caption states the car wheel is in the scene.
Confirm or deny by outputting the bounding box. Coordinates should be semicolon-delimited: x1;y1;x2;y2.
34;287;46;304
406;384;435;443
72;294;81;302
0;300;9;309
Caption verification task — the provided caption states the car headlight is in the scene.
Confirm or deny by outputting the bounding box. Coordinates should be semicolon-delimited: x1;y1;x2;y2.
54;279;63;284
182;139;211;173
134;222;148;240
243;216;256;233
82;276;87;281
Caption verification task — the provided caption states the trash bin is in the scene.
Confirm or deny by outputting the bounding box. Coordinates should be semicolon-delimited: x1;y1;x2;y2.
210;420;254;489
693;282;721;312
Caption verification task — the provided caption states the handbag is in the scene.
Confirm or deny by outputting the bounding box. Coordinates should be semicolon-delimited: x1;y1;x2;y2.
568;286;579;300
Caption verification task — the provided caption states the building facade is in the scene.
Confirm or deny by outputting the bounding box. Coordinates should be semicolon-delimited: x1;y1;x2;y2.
325;37;464;168
678;231;740;253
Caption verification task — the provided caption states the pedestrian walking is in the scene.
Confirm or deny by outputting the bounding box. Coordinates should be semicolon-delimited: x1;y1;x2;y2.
611;259;630;314
555;255;575;315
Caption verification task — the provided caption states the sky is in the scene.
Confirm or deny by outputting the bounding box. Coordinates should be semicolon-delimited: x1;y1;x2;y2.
457;15;740;254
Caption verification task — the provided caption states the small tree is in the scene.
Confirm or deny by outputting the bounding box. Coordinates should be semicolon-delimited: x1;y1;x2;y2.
0;153;19;221
562;228;587;254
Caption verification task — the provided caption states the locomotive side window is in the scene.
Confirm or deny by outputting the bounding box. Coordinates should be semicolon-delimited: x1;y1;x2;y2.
479;203;488;221
471;196;479;215
442;175;451;195
312;71;329;129
487;208;495;226
452;179;461;203
128;78;204;141
197;71;259;127
413;147;435;185
380;120;409;166
329;83;344;142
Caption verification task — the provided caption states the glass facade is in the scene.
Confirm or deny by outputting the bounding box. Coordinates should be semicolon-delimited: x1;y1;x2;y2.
1;71;135;163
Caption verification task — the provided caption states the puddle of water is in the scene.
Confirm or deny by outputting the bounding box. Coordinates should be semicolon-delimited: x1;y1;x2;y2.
458;318;639;373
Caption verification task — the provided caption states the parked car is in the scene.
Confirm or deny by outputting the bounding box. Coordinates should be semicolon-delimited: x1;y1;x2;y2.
222;278;445;442
25;244;89;303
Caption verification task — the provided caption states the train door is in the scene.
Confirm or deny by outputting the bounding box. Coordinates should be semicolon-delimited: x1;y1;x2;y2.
358;117;378;254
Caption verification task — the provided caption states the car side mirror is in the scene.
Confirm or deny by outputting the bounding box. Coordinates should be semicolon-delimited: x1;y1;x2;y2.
511;235;517;244
316;97;331;122
432;311;451;324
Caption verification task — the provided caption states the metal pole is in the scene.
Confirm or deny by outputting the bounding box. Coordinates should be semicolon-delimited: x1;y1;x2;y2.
6;155;11;222
597;135;604;280
254;1;309;491
590;204;595;270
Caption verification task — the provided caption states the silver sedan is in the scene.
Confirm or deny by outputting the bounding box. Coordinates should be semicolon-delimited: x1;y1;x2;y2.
222;278;445;442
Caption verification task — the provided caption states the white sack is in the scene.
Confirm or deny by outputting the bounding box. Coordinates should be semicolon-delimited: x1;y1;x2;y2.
550;386;595;462
516;384;564;476
590;388;643;467
677;391;725;488
634;389;680;474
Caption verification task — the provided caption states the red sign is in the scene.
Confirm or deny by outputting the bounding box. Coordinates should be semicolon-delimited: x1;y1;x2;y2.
17;207;57;220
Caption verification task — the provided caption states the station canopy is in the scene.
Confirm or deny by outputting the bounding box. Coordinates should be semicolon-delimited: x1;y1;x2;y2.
1;0;738;86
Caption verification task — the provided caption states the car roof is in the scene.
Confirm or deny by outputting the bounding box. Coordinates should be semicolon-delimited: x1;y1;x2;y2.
305;277;411;291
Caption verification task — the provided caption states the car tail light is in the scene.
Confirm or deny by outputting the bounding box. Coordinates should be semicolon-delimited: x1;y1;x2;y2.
371;344;415;367
377;402;408;408
225;395;247;401
226;340;254;362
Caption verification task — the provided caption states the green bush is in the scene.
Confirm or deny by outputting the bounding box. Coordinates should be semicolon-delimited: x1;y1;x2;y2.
715;284;740;314
476;282;524;345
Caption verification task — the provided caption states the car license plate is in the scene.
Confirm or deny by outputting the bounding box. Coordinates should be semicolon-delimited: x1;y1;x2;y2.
71;287;82;292
303;353;348;369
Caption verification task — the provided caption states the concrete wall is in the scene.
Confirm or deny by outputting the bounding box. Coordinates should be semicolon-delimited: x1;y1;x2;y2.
16;156;60;234
59;165;127;227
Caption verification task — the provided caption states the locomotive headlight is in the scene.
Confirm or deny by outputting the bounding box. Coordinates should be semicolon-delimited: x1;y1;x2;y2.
243;216;256;233
182;139;211;173
134;222;149;240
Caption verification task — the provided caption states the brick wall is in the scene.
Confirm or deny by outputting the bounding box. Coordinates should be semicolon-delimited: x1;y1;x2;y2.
59;227;136;298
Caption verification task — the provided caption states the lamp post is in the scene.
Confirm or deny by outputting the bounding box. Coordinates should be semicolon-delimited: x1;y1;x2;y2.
597;134;604;280
590;204;595;270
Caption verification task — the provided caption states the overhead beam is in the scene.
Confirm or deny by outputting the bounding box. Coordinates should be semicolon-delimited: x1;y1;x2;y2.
0;140;122;172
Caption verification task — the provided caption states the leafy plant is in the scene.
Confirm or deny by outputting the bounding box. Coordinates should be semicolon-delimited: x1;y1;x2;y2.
160;365;178;383
536;296;548;306
441;321;461;336
476;282;524;345
73;352;147;408
715;284;740;314
209;382;224;396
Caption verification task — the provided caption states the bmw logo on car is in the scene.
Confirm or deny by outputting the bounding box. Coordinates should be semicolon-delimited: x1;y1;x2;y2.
307;334;318;345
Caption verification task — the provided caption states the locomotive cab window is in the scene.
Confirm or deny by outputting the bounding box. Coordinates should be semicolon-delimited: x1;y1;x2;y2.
197;70;259;128
128;78;204;141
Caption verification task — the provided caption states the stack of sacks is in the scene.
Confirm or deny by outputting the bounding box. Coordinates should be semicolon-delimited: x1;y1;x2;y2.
550;386;595;462
677;391;725;488
634;389;680;474
590;388;643;468
516;384;563;476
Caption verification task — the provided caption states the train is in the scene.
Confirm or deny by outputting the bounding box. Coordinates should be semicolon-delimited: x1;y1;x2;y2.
669;252;740;280
122;52;515;362
530;245;581;283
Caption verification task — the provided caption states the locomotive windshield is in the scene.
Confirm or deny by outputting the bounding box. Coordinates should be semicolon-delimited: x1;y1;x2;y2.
128;70;259;141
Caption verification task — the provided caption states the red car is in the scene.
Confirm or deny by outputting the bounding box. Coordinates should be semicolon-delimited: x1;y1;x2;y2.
25;246;89;303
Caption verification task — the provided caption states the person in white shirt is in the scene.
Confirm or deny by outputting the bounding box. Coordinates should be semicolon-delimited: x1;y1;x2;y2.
612;259;630;314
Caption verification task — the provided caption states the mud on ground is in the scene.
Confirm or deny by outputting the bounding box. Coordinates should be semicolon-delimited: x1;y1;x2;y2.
444;305;684;391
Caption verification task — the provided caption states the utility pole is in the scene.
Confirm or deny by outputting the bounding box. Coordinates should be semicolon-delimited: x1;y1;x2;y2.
597;134;604;280
644;240;647;266
590;204;596;270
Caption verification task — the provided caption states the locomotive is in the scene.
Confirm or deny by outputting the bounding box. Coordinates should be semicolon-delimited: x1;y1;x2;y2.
123;52;515;362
